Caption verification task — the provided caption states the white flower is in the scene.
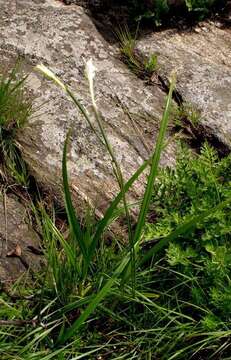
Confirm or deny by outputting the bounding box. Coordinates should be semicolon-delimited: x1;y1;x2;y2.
36;64;66;91
85;58;96;82
85;59;97;109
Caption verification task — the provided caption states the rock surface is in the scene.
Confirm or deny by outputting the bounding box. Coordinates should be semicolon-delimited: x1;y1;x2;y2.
0;0;175;219
136;20;231;149
0;194;42;284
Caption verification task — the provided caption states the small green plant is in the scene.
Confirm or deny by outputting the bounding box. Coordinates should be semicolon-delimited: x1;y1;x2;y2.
0;63;32;186
117;26;158;77
144;53;159;73
116;26;141;74
175;102;201;127
172;102;204;145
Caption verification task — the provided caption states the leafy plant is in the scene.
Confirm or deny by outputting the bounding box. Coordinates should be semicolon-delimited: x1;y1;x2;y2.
133;0;169;26
146;143;231;324
144;53;159;73
130;0;225;24
185;0;216;13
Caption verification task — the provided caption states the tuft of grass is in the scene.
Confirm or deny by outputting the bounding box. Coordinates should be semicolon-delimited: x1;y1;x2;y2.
174;102;201;128
0;60;230;360
116;26;158;78
36;62;176;344
116;26;141;74
172;102;202;142
35;62;229;352
0;62;32;186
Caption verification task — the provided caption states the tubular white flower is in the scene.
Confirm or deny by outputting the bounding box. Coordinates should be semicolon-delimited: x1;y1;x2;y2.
85;59;97;110
36;64;66;91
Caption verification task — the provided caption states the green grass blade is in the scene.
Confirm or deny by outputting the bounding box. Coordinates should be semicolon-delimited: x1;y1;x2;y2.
45;215;76;268
57;277;115;344
57;253;131;344
88;157;151;260
62;132;88;262
10;75;28;95
120;75;175;283
132;75;176;249
57;78;175;344
58;75;174;343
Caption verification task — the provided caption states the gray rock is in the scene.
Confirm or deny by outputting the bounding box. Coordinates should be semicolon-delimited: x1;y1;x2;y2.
136;21;231;149
0;194;43;284
0;0;175;220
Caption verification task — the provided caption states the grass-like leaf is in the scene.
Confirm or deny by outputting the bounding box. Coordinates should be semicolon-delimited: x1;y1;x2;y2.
62;132;88;269
57;74;176;344
132;74;176;248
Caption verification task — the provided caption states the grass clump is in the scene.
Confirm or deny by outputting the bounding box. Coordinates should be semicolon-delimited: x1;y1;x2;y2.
116;26;159;78
0;63;32;186
35;62;176;346
0;61;230;360
1;141;230;359
172;102;202;143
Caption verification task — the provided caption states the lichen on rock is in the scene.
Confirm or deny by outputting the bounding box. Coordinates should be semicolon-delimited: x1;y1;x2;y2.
0;0;175;220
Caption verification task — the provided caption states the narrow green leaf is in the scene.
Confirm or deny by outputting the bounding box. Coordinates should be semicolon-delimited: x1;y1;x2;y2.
62;133;87;262
88;157;151;260
121;75;175;283
57;77;176;344
57;252;131;344
132;75;176;248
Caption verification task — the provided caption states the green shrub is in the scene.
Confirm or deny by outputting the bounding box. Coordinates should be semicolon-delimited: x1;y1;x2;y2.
146;143;231;323
185;0;216;12
132;0;169;25
131;0;225;24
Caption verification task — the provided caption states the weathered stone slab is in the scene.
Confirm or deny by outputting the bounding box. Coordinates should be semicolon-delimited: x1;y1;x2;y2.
0;0;175;218
136;21;231;149
0;194;42;284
